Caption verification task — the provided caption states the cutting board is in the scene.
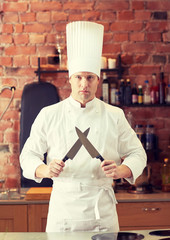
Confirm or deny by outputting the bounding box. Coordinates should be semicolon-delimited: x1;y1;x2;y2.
25;187;52;200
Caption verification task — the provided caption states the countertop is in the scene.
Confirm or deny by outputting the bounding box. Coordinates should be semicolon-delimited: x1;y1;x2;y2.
0;188;170;204
0;229;170;240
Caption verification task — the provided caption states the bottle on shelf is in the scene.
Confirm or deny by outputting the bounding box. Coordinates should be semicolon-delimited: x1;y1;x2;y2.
119;79;125;105
126;111;135;129
110;83;117;105
161;158;170;192
131;83;138;104
150;73;159;104
143;80;151;105
135;124;145;147
124;79;132;105
159;72;166;104
138;85;143;104
115;89;120;106
145;124;155;150
165;84;170;104
102;72;109;103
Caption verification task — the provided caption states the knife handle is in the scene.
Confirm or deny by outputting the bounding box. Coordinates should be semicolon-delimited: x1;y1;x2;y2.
62;156;69;162
96;155;104;162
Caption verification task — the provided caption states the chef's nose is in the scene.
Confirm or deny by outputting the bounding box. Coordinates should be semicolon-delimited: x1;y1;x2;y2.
81;77;88;87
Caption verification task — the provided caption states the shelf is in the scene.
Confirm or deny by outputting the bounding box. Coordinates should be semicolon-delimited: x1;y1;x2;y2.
119;104;170;108
34;55;124;81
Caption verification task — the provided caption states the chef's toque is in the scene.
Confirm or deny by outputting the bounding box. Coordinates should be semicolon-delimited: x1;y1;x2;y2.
66;21;104;78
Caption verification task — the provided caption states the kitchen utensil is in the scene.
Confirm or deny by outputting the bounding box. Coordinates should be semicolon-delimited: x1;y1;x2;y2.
75;127;104;161
62;128;90;162
92;232;144;240
149;230;170;236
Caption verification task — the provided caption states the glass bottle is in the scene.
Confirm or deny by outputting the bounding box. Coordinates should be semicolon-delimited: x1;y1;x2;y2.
150;73;159;104
124;79;132;106
110;83;117;105
165;84;170;104
135;124;145;147
143;80;151;105
102;72;109;103
138;85;143;104
119;79;125;105
161;158;170;192
159;72;166;104
131;83;138;104
145;124;155;150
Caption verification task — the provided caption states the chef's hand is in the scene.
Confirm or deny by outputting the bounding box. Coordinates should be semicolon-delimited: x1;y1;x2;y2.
35;160;65;179
101;160;132;179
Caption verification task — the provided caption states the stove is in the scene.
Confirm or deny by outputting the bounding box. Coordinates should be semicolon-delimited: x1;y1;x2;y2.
91;229;170;240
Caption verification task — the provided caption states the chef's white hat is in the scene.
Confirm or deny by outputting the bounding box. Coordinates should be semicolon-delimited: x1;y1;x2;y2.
66;21;104;78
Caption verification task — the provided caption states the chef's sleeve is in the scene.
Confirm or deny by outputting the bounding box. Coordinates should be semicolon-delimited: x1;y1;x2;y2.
117;110;147;184
20;108;47;183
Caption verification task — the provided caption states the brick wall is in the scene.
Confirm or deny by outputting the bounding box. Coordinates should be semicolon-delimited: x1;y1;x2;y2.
0;0;170;189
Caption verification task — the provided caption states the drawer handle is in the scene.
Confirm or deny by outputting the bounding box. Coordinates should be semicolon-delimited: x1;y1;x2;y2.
142;207;160;212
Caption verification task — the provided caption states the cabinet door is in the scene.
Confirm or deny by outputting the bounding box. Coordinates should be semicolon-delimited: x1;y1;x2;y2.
28;204;48;232
0;205;27;232
117;201;170;230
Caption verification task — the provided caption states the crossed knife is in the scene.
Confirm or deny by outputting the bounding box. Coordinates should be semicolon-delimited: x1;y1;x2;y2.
62;127;104;162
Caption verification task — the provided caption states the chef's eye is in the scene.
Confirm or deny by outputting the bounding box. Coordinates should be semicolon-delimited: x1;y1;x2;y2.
87;75;95;81
75;75;82;80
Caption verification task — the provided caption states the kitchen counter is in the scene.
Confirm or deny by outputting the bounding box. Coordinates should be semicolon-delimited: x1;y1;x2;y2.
0;189;170;204
0;229;170;240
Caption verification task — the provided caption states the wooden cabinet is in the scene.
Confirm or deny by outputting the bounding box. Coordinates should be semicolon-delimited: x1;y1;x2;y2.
28;204;48;232
0;205;27;232
117;201;170;230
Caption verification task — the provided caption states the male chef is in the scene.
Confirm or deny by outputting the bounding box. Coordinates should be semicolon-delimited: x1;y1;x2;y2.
20;21;147;232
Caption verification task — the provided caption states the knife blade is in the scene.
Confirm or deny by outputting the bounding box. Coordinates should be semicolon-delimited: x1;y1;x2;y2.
62;128;90;162
75;127;104;162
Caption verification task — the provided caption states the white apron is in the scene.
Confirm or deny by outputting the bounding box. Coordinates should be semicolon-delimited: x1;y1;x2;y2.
46;177;119;232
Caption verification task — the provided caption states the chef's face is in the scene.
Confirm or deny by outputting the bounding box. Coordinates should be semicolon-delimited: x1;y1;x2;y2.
69;72;99;107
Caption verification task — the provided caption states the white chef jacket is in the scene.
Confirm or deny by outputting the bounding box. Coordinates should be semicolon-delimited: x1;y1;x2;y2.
20;96;147;232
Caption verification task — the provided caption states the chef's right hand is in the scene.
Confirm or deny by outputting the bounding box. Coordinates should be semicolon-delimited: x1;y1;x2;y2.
47;159;65;178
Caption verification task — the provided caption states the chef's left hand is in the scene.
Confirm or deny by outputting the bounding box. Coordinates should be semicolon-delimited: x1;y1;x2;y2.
101;160;132;179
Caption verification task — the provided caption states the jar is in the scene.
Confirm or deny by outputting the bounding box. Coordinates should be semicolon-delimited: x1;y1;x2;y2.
135;124;145;147
145;124;155;150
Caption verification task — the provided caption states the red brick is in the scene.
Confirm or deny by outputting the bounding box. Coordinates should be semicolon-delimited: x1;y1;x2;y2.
146;1;170;10
132;1;145;10
96;1;129;10
135;54;149;64
0;57;12;66
5;67;35;78
31;2;62;11
29;34;45;44
54;23;67;32
122;43;154;53
130;32;145;42
114;33;129;42
3;12;19;23
68;14;84;21
135;11;151;21
121;54;134;65
129;65;160;75
84;11;101;21
103;43;121;54
156;44;170;54
51;11;68;22
2;24;13;33
163;32;170;42
111;22;142;31
100;12;116;21
37;12;51;23
13;55;29;67
146;22;168;32
13;34;29;45
37;46;57;55
117;11;134;21
64;2;93;10
24;23;52;33
3;2;28;12
146;32;162;42
5;46;36;55
20;12;36;22
0;35;12;44
15;24;23;33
